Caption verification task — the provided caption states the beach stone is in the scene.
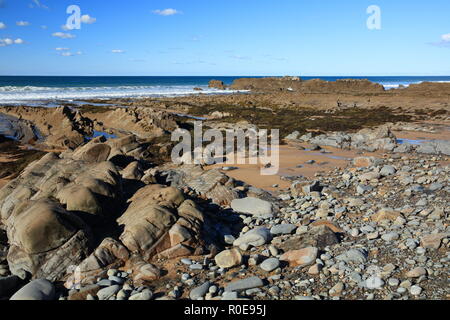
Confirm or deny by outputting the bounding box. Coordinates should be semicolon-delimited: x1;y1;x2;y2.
380;165;396;176
336;248;368;264
406;267;427;278
260;258;280;272
280;247;318;267
366;276;384;290
97;285;121;300
221;292;239;300
382;232;400;242
214;249;242;269
329;282;345;297
224;276;264;292
421;233;448;249
372;208;401;223
190;281;211;300
233;228;272;248
270;224;297;235
129;289;153;301
231;197;273;217
410;285;422;296
10;279;55;300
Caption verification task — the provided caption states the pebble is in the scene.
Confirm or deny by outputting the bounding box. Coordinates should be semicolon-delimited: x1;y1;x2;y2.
260;258;280;272
365;276;384;289
190;281;211;300
97;285;121;300
410;285;422;296
224;276;264;292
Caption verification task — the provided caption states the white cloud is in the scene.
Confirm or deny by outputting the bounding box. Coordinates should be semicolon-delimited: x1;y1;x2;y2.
16;21;30;27
55;47;69;51
153;8;181;16
111;49;125;53
30;0;48;9
442;33;450;42
41;25;48;30
81;14;96;24
52;32;76;39
59;50;82;57
61;24;70;31
0;22;6;29
0;38;24;47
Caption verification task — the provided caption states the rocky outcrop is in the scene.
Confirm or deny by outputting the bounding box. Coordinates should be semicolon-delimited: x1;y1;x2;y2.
230;76;302;92
288;125;398;152
208;80;227;90
117;184;204;260
162;165;240;206
0;113;41;144
0;106;94;149
0;151;124;280
230;77;385;94
87;106;178;139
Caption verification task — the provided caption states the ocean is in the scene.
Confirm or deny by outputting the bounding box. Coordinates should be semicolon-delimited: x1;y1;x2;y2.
0;75;450;105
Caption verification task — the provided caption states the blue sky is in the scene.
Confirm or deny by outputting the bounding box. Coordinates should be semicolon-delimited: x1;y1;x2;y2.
0;0;449;76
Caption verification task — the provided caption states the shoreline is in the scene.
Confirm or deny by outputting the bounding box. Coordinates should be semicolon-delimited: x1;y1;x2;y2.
0;77;449;301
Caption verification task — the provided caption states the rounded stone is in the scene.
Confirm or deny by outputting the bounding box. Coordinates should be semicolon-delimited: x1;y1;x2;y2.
10;279;55;301
260;258;280;272
215;249;243;269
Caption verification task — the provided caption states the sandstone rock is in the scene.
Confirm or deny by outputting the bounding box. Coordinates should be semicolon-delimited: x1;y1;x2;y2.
421;233;448;249
372;208;402;223
214;249;243;269
280;225;339;251
208;80;226;90
280;247;318;267
406;267;427;278
71;142;111;163
56;184;102;216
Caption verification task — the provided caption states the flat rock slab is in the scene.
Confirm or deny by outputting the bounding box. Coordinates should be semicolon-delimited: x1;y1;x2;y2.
10;279;55;301
224;276;264;292
231;197;273;217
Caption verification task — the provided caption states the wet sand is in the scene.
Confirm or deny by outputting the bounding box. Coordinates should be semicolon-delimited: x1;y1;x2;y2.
208;122;450;193
208;144;384;192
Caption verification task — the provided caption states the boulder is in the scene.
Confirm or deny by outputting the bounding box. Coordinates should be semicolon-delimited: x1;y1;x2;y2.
208;80;226;90
10;279;55;300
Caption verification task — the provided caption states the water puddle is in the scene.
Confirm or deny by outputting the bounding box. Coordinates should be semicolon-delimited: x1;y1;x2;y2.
396;139;427;145
85;130;117;141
